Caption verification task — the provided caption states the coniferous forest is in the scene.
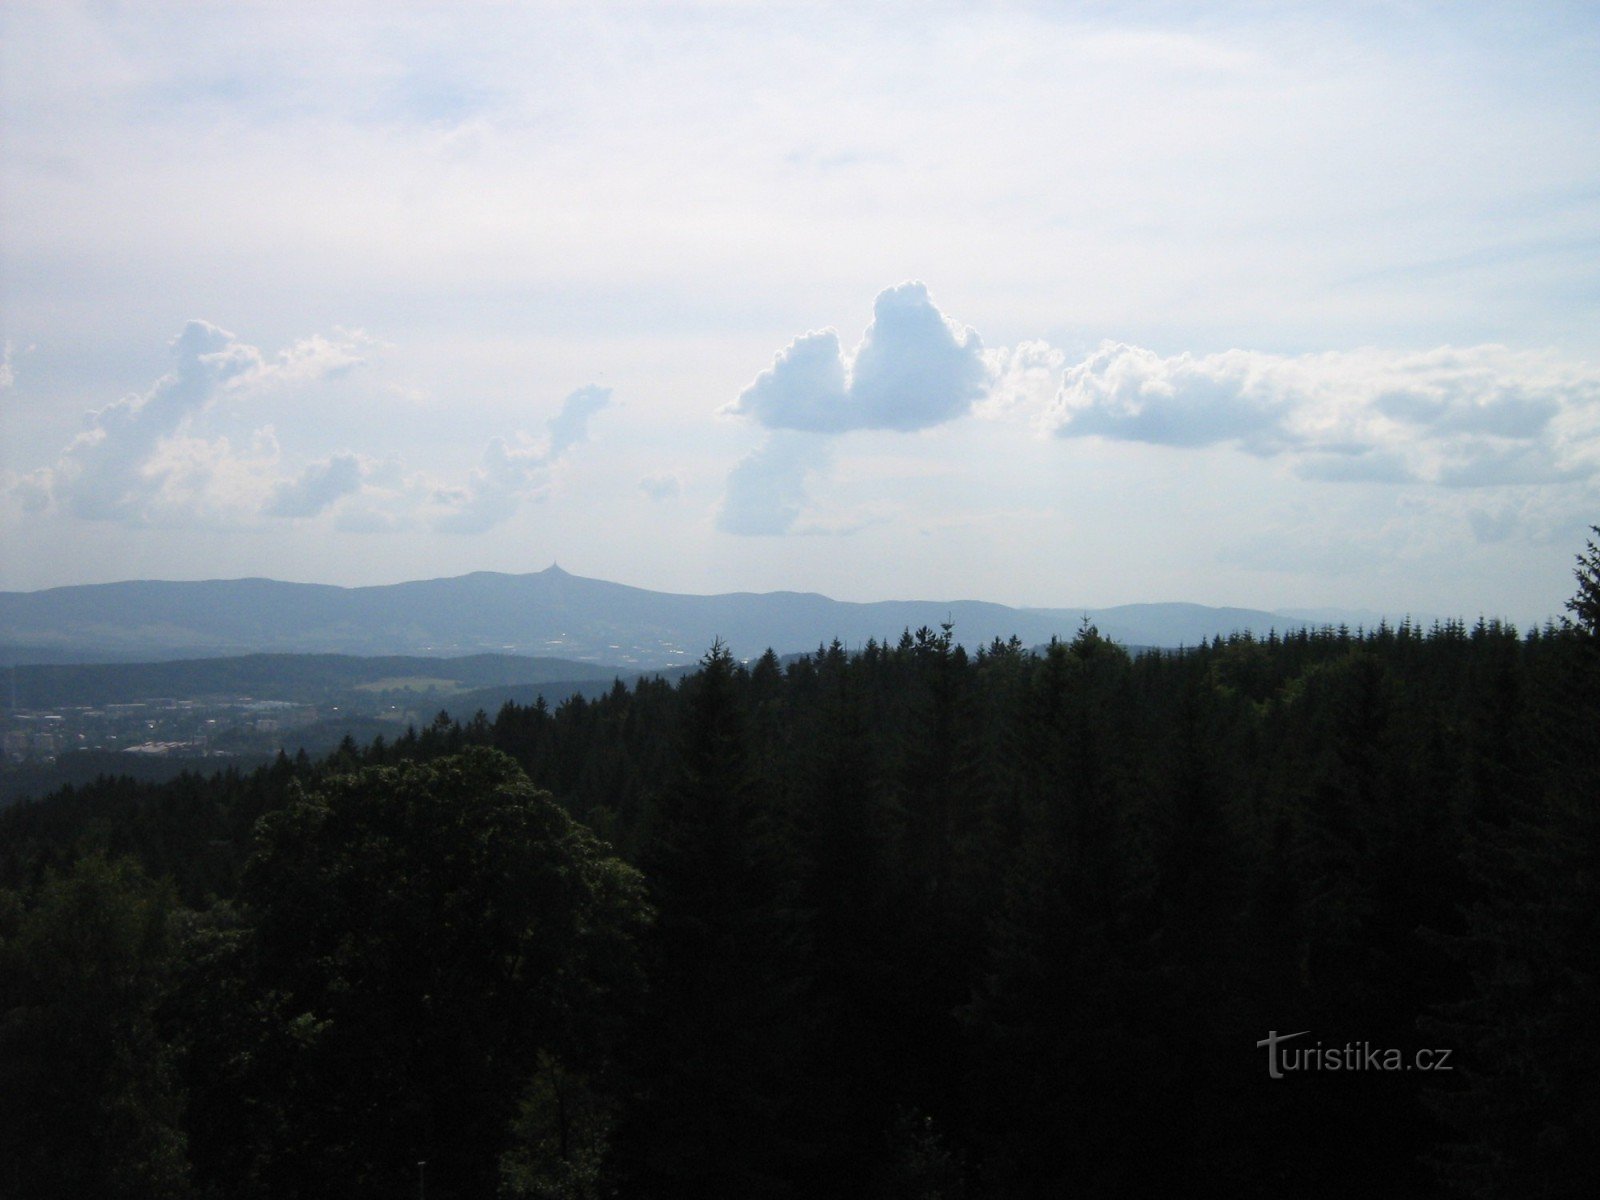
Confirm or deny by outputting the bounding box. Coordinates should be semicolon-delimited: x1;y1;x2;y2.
3;535;1599;1199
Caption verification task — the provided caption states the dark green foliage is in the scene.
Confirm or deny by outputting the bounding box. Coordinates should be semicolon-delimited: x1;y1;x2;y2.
0;854;190;1199
207;749;647;1200
1;651;616;711
1566;525;1600;634
4;536;1600;1197
1427;588;1600;1198
619;642;815;1198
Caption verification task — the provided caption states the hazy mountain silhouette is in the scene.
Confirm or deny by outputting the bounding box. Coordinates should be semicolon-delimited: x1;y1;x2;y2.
0;564;1345;666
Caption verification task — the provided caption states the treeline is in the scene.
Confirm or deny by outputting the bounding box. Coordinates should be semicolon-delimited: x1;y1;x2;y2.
1;651;620;711
3;556;1599;1197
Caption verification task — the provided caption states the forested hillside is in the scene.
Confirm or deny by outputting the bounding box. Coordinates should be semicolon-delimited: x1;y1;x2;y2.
3;538;1598;1198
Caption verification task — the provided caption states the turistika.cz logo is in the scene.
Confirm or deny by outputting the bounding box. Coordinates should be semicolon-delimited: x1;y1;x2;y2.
1256;1030;1454;1079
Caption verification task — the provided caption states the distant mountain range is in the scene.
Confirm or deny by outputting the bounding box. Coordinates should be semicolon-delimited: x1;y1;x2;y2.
0;564;1392;668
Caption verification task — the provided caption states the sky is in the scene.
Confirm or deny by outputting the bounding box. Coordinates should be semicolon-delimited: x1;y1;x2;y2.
3;1;1599;625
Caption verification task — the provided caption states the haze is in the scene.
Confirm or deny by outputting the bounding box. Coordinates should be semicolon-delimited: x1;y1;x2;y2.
3;2;1598;627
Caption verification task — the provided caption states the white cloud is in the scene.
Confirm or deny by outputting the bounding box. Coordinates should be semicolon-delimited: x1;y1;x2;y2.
3;4;1596;618
11;320;609;536
725;282;989;433
264;330;372;386
264;452;367;518
27;320;262;521
277;383;613;535
716;290;1600;545
717;432;830;536
1044;341;1600;488
717;283;988;535
328;458;432;535
431;385;613;534
978;340;1066;420
729;329;850;432
1047;342;1305;452
16;320;367;524
140;431;283;527
431;435;550;534
547;384;611;459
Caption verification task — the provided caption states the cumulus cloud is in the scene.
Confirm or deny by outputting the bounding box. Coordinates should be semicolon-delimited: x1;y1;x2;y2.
272;384;612;534
718;283;988;535
547;384;612;458
33;321;258;520
263;331;371;386
432;436;550;534
1050;343;1291;452
141;430;284;526
12;320;611;536
17;320;368;523
726;282;989;433
264;452;367;518
323;458;432;534
1044;341;1600;488
717;432;830;536
978;340;1066;419
431;384;613;534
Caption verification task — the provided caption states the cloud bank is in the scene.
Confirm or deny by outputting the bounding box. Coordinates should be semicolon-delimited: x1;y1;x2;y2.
11;322;610;536
1044;342;1600;488
715;284;1600;540
17;321;366;523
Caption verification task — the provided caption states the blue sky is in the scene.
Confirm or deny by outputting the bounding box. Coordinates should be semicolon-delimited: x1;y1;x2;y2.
3;2;1598;624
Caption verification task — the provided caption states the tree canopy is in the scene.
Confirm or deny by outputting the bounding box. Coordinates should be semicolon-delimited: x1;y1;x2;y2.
4;530;1600;1196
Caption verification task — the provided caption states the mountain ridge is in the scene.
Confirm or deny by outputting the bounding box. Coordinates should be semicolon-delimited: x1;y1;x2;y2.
0;564;1398;667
